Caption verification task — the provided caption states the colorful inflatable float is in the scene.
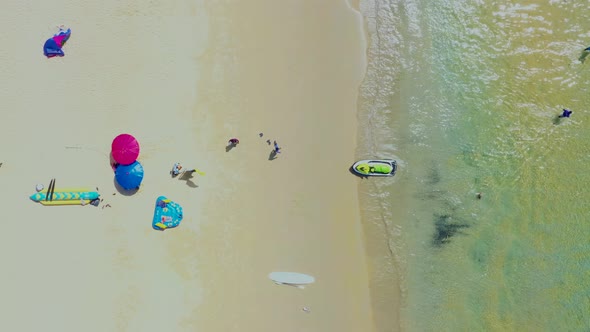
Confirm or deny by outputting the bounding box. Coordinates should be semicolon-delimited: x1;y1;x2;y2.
30;188;100;206
152;196;183;230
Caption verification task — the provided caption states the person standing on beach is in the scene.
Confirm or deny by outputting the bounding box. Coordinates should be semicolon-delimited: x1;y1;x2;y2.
273;140;281;153
228;138;240;146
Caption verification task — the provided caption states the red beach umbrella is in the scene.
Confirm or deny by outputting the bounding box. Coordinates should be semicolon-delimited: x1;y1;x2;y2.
111;134;140;165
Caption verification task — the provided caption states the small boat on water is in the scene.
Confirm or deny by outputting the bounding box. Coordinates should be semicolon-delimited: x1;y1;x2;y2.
351;159;397;177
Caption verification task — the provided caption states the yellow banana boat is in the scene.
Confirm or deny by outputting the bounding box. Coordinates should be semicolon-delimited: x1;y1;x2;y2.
30;188;100;206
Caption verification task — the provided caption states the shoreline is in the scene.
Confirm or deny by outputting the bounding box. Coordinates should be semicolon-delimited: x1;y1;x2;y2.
350;0;403;330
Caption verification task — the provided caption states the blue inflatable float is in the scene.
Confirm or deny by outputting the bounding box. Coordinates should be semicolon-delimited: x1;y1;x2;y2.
152;196;183;231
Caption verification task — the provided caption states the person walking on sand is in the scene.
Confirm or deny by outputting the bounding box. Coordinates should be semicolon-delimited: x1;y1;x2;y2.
228;138;240;146
273;140;281;154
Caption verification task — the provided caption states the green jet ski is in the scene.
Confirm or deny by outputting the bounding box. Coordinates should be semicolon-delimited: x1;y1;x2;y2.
352;159;397;177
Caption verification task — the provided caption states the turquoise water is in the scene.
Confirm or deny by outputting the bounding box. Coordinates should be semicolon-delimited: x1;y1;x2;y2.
357;1;590;331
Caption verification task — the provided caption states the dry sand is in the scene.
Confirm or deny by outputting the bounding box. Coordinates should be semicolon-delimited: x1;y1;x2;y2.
0;0;375;331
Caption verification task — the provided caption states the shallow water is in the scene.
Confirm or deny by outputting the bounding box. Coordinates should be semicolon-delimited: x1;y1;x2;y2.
356;1;590;331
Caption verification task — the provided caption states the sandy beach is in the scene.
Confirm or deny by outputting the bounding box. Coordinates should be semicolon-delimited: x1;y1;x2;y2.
0;0;375;331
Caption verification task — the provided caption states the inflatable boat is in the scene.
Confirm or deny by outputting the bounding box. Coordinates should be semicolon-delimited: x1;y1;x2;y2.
152;196;183;230
352;160;397;177
30;188;100;206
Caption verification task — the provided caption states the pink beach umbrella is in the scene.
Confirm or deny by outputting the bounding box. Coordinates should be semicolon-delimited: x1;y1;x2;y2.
111;134;140;165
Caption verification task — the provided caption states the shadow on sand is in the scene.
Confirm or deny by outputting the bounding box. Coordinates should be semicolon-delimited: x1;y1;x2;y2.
273;282;307;289
113;177;139;196
226;144;236;152
269;150;278;160
109;152;119;171
177;171;199;188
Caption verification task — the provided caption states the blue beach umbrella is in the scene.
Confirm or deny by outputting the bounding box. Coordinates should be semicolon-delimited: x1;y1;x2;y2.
115;161;144;190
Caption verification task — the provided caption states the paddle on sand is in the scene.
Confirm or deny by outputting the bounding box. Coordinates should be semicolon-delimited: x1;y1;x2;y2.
49;178;56;201
46;179;55;201
192;168;205;176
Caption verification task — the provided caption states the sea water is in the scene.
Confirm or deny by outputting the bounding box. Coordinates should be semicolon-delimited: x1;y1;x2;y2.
356;0;590;331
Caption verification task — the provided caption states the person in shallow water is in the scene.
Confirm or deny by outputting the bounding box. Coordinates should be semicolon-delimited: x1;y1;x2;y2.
560;109;572;118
